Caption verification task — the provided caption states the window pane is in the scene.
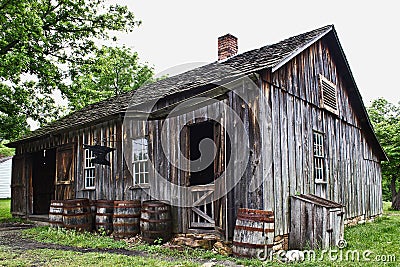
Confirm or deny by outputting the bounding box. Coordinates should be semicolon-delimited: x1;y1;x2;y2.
133;139;142;161
132;137;149;184
84;149;95;188
313;132;325;181
135;173;140;184
143;139;148;159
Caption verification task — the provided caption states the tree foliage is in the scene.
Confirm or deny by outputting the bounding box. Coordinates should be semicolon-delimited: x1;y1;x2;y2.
0;0;141;141
367;98;400;209
65;46;154;111
0;140;14;157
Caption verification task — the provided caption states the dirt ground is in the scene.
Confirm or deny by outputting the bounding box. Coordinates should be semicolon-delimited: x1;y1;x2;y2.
0;223;242;267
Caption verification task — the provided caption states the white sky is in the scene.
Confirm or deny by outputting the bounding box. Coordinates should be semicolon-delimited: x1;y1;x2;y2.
109;0;399;105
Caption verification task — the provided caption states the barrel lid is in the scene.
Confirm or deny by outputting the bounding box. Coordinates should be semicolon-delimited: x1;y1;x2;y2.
64;198;90;204
237;208;274;216
114;200;141;207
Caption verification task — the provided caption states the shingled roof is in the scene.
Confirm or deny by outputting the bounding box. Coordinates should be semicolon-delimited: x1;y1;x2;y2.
10;25;333;145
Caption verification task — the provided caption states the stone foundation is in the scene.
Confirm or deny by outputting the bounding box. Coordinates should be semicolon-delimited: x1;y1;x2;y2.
170;233;232;256
273;234;289;251
344;214;382;227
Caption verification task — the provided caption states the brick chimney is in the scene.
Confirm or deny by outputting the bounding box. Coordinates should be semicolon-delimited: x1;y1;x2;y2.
218;34;238;61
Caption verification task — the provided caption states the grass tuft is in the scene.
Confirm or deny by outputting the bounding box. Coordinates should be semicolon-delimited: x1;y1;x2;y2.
23;227;128;249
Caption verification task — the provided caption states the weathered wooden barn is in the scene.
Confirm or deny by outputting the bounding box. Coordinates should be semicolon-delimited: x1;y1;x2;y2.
8;25;385;245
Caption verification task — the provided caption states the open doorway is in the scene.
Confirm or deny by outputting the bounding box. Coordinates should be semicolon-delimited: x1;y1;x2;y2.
32;149;56;214
189;121;215;186
188;120;216;229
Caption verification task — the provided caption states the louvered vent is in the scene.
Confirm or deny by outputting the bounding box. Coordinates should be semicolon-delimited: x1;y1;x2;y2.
319;75;338;114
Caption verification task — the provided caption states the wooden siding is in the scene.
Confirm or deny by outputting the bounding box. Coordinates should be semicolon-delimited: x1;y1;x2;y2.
11;155;26;215
124;99;235;234
225;81;264;238
75;120;122;201
123;85;265;237
13;119;124;212
265;39;382;236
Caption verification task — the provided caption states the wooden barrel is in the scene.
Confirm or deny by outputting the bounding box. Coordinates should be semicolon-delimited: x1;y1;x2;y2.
95;199;114;235
113;200;141;238
62;198;92;232
49;200;65;228
232;208;274;258
140;200;172;244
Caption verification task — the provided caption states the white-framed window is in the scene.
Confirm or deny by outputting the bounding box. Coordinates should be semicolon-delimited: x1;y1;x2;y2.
84;149;96;189
132;137;149;185
313;131;325;183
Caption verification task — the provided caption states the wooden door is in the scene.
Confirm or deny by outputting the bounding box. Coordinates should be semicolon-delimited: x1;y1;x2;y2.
55;144;75;200
188;121;215;228
32;149;56;214
189;184;215;228
213;121;226;234
328;208;344;247
10;156;26;216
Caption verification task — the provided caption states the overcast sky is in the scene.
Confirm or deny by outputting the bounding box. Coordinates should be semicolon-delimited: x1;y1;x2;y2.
111;0;399;105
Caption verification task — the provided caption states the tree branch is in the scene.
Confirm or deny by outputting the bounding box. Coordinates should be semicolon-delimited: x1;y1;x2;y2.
391;176;397;202
0;0;12;11
0;40;20;55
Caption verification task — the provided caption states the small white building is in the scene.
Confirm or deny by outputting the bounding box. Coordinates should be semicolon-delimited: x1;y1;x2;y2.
0;156;12;199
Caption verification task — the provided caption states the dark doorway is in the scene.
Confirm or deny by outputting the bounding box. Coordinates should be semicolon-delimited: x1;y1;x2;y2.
32;149;56;214
189;121;215;186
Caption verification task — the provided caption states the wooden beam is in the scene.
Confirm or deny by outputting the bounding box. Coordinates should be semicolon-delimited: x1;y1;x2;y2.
192;190;213;206
191;207;215;223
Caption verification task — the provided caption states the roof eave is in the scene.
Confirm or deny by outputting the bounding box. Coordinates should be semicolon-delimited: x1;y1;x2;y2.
6;112;126;148
329;29;388;161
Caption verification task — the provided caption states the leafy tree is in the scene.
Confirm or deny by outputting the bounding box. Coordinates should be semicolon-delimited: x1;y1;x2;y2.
65;46;154;111
0;140;14;157
368;98;400;210
0;0;140;141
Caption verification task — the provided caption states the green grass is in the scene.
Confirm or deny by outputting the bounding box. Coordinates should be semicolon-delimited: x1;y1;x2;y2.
0;246;200;267
22;216;400;266
383;201;400;215
0;198;25;223
0;199;11;220
23;227;233;262
23;227;128;249
1;199;399;266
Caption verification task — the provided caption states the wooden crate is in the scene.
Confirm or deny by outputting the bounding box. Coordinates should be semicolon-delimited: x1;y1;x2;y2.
289;194;344;249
